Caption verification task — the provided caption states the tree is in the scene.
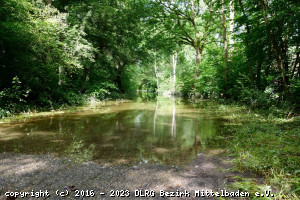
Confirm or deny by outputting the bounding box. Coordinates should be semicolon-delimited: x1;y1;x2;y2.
153;0;217;80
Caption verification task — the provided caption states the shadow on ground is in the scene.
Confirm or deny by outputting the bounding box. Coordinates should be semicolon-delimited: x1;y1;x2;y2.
0;152;262;200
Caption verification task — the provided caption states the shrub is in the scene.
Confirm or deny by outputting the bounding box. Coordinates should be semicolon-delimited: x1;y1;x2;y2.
0;77;31;116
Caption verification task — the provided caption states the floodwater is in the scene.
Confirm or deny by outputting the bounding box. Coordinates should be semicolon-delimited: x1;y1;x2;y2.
0;99;227;166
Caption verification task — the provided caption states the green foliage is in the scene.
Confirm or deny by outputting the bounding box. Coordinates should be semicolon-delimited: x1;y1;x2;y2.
1;0;298;114
215;104;300;198
0;0;148;114
290;78;300;110
0;77;31;116
193;46;223;98
87;82;119;100
121;65;139;97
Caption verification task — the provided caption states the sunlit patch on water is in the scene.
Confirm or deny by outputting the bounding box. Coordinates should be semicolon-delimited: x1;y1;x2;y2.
0;99;227;166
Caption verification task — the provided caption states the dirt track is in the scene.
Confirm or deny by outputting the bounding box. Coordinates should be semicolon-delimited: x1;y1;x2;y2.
0;152;258;200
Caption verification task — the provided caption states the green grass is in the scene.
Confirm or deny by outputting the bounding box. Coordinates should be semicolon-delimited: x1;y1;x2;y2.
217;104;300;199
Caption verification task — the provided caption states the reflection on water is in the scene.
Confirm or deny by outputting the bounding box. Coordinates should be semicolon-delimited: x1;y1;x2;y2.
171;98;176;137
0;99;226;166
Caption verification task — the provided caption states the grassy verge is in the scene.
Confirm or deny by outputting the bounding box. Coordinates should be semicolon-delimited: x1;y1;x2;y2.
215;103;300;199
0;99;130;124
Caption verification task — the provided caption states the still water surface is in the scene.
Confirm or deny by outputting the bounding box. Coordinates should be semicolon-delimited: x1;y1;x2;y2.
0;100;227;166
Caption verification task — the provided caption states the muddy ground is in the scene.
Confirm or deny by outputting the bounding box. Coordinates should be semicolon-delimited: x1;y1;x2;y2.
0;152;260;200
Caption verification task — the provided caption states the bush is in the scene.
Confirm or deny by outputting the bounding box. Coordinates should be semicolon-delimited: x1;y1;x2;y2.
87;82;119;100
0;77;31;116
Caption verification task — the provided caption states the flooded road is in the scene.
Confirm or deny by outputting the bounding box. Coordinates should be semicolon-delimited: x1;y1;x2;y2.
0;100;226;166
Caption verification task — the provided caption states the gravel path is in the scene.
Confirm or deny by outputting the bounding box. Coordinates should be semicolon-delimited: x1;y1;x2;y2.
0;152;256;200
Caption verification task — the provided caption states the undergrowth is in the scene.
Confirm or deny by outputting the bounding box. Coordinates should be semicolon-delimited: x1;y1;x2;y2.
217;104;300;199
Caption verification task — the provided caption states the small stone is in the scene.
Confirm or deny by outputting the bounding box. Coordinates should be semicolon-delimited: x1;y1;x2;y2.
133;166;138;170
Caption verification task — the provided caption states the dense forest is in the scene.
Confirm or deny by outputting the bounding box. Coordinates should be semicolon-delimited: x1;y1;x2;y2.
0;0;299;116
0;0;299;199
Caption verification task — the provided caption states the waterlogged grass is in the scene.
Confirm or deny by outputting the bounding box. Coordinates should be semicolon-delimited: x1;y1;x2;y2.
0;99;130;124
216;104;300;199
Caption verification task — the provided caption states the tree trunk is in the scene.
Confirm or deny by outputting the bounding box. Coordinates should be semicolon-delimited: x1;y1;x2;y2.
259;0;288;93
229;0;234;53
193;47;201;84
298;62;300;78
221;2;228;84
84;67;90;82
172;51;177;94
238;0;254;83
116;65;124;93
195;47;201;70
196;47;201;65
154;52;159;91
280;33;290;84
265;41;273;84
193;134;199;146
58;66;63;85
291;48;299;79
256;62;262;89
249;58;254;83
